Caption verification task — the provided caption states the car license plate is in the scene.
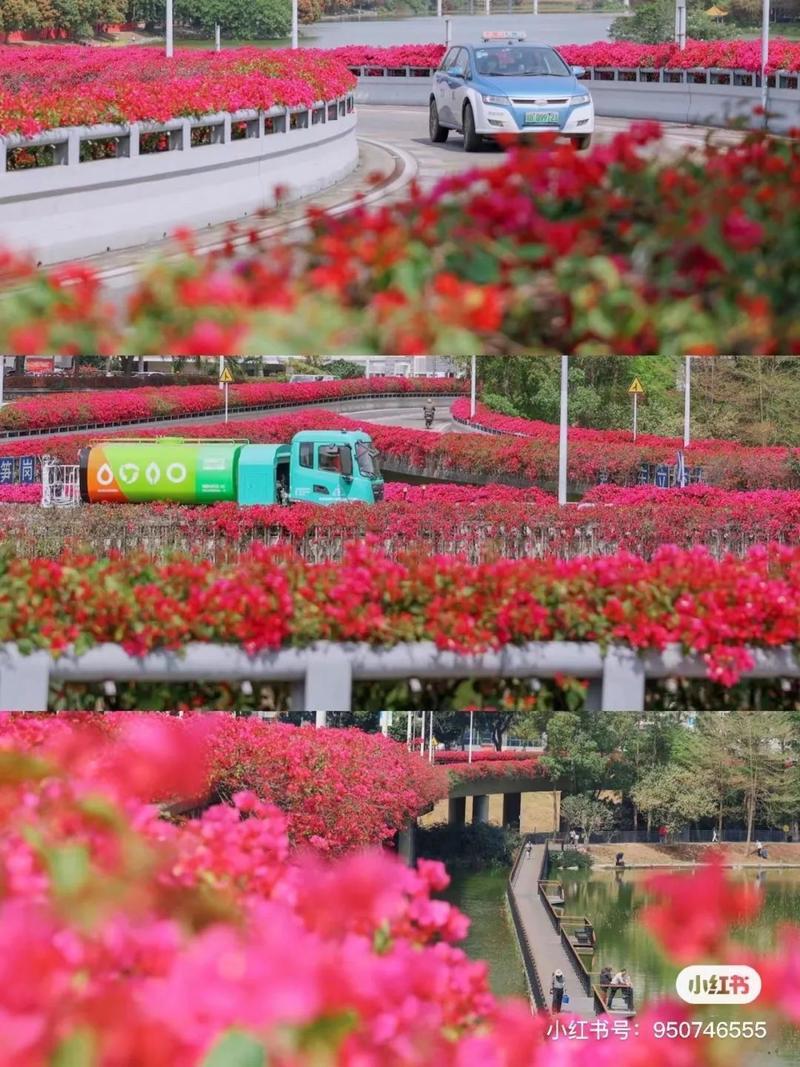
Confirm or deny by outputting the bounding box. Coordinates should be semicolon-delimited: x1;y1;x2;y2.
525;111;558;125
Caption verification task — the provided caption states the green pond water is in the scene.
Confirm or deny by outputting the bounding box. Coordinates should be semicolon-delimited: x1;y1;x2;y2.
443;870;527;999
445;866;800;1065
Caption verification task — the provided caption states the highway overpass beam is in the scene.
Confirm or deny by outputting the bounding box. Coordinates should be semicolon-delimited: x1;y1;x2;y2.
448;797;467;826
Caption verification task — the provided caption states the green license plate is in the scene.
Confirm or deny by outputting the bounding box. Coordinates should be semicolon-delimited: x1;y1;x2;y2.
525;111;558;125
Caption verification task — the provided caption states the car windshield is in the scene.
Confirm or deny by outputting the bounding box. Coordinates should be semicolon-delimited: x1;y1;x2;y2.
356;441;382;479
474;46;570;77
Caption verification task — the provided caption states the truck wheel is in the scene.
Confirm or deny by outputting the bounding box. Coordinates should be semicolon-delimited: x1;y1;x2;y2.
429;99;449;143
572;134;592;151
463;104;481;153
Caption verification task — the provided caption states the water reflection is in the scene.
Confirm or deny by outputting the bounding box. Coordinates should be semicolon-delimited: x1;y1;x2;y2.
560;867;800;1065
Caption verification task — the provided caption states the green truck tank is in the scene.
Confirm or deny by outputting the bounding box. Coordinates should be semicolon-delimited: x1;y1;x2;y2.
79;431;384;506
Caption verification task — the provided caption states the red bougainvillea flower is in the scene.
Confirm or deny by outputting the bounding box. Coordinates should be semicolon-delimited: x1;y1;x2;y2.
642;852;763;962
739;926;800;1023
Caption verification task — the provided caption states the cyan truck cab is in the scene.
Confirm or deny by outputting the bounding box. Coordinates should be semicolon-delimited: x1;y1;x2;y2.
79;430;384;506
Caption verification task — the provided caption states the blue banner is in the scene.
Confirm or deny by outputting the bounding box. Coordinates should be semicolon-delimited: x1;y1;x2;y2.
19;457;36;485
0;458;13;484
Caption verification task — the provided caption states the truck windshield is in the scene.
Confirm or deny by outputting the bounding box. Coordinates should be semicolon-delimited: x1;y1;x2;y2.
356;441;382;479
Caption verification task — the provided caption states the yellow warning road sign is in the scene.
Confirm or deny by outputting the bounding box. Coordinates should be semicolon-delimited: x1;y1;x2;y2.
628;377;645;395
219;363;234;384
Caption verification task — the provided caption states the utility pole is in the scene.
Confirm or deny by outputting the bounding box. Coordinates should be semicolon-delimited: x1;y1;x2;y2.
292;0;299;49
165;0;173;57
558;356;568;506
683;356;692;449
470;355;477;417
761;0;771;119
675;0;686;49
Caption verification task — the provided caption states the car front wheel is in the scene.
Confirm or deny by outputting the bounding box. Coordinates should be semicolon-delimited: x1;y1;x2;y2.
429;99;449;143
463;104;481;153
572;134;592;151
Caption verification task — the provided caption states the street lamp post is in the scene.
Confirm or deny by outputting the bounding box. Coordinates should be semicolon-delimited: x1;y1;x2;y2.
165;0;173;57
683;356;692;449
292;0;299;49
674;0;686;49
761;0;771;118
558;356;568;506
470;355;477;418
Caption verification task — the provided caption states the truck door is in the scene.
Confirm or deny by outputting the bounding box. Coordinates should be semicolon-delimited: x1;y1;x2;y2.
313;443;353;503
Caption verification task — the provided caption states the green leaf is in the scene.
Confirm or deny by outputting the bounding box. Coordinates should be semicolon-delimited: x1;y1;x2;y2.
51;1028;96;1067
296;1011;358;1052
201;1031;266;1067
47;843;91;897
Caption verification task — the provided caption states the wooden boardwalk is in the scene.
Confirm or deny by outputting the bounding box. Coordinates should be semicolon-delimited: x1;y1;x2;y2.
509;845;597;1018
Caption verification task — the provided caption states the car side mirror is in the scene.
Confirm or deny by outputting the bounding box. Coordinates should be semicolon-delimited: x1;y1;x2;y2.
338;446;354;478
571;65;586;78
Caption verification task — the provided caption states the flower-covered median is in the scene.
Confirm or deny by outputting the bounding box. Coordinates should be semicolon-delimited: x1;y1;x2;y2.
338;39;800;73
2;409;797;491
2;715;800;1064
2;126;799;354
0;376;463;434
0;47;355;137
0;544;799;685
450;399;800;487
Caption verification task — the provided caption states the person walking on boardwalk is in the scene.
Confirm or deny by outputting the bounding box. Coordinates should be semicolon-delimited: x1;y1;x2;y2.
551;970;566;1014
599;965;613;1003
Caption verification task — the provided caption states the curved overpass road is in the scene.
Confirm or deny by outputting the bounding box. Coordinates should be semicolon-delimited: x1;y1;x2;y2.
357;104;743;196
0;396;473;443
36;105;741;304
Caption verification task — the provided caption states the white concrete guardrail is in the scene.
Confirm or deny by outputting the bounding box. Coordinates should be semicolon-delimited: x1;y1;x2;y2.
352;67;800;133
0;94;357;264
1;640;798;713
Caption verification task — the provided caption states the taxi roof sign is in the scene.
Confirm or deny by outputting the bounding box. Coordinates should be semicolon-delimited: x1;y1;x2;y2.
219;363;234;384
481;30;527;41
628;377;645;394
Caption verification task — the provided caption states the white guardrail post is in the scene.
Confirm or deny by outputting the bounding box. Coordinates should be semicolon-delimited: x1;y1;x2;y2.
299;646;354;726
600;646;646;712
0;648;50;709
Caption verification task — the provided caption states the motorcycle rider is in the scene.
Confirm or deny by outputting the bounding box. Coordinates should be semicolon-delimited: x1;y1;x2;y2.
423;401;436;428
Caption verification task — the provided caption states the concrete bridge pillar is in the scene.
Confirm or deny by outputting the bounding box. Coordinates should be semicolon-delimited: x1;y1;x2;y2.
472;795;490;824
397;821;416;866
503;792;522;829
448;797;467;826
